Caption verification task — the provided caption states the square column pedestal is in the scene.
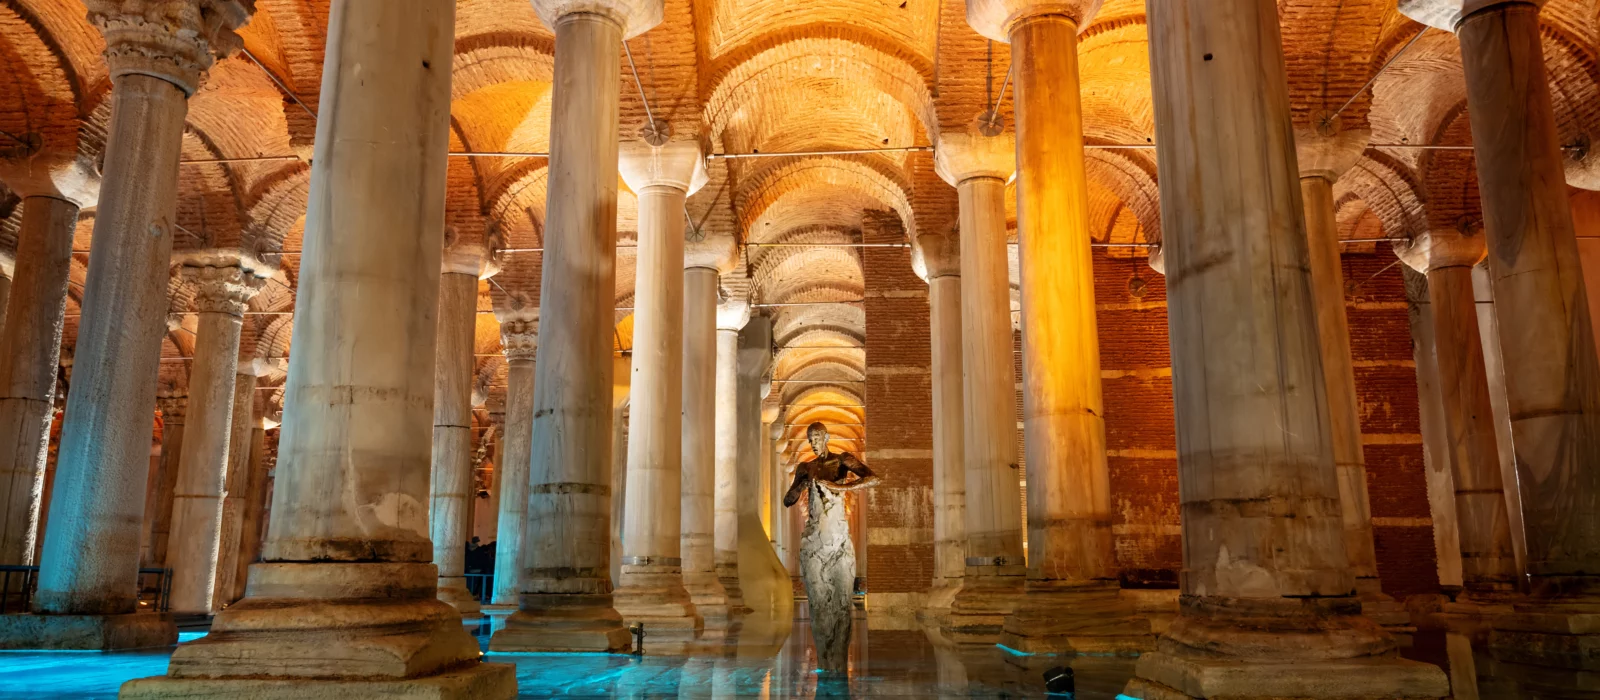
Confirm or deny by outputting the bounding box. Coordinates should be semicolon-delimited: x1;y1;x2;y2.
120;563;515;699
998;580;1154;656
0;612;175;651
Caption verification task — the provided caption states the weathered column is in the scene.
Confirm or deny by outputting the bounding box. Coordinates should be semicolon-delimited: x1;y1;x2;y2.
913;230;966;618
612;139;708;648
735;317;788;615
229;414;273;606
489;0;661;654
145;393;186;569
1297;128;1389;597
0;156;95;570
683;242;736;634
934;125;1024;644
1125;0;1447;695
1400;0;1600;670
0;258;10;337
1403;269;1467;590
431;243;490;616
968;0;1152;653
167;262;263;615
1396;231;1520;599
490;306;537;607
714;299;751;613
122;1;516;695
0;0;251;651
211;369;258;610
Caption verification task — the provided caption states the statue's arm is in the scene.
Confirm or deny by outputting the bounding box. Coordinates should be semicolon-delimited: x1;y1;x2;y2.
826;453;880;492
782;467;810;507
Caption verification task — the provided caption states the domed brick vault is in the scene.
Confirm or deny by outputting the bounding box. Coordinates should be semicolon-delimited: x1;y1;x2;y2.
0;0;1599;697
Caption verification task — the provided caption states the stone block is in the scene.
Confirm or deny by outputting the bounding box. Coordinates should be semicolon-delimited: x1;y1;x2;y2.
1126;651;1450;699
120;662;517;700
0;612;175;651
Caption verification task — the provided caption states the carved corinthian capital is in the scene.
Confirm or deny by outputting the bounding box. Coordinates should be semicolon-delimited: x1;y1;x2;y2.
912;231;961;282
496;307;540;363
156;392;188;424
85;0;255;95
184;264;265;317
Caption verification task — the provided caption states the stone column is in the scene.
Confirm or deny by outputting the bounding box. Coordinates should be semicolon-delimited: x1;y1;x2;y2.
913;231;966;617
683;241;736;634
491;307;537;607
0;257;10;337
211;369;258;610
1297;128;1389;596
1125;0;1447;695
934;125;1024;644
167;262;263;616
122;1;516;695
431;244;490;616
0;157;95;570
1396;231;1520;600
0;0;251;651
714;299;751;613
1401;0;1600;669
146;393;186;569
613;139;709;648
229;415;272;606
489;0;661;655
1404;269;1467;589
968;0;1152;653
736;317;788;614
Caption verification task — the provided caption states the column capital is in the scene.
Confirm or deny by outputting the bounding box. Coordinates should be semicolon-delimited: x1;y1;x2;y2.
496;306;539;362
913;231;961;282
685;234;737;273
936;121;1016;186
967;0;1102;42
0;250;13;279
1147;242;1166;276
620;138;708;196
182;263;265;317
1295;125;1370;182
1398;0;1543;30
717;297;751;332
530;0;662;39
85;0;254;95
1568;136;1600;190
1394;229;1488;273
156;392;188;424
442;237;498;278
0;151;101;207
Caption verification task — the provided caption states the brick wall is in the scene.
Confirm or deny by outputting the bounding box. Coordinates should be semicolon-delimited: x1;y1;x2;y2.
860;210;936;599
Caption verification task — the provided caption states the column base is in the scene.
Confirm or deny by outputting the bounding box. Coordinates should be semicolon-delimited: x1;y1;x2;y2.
920;581;961;627
1125;651;1449;699
148;562;487;681
1123;595;1447;699
1354;576;1413;635
684;573;733;641
943;567;1024;645
1488;599;1600;671
0;612;176;650
613;570;703;654
998;580;1153;656
715;560;750;613
435;577;482;616
121;662;516;700
488;593;631;653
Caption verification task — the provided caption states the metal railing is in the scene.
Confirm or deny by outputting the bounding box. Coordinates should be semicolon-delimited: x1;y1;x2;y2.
464;573;494;605
0;565;172;614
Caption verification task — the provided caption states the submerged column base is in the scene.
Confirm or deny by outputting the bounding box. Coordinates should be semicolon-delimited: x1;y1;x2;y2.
1124;596;1447;699
943;566;1024;644
123;562;497;690
489;592;631;653
1488;598;1600;672
121;663;515;700
436;576;483;617
612;568;702;654
714;557;750;614
999;580;1154;656
0;612;175;651
1353;576;1413;635
684;572;733;641
919;581;962;627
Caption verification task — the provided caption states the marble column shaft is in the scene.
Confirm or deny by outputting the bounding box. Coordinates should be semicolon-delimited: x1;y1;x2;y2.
682;268;729;614
229;419;269;605
167;265;258;615
918;233;966;595
493;0;661;654
122;0;513;691
1458;1;1600;589
713;318;747;610
146;395;186;568
210;370;256;609
431;264;484;615
0;195;78;568
491;315;536;606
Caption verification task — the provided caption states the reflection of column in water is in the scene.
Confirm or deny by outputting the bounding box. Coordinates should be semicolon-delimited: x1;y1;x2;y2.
711;655;739;700
675;657;714;700
924;626;970;698
1445;634;1480;700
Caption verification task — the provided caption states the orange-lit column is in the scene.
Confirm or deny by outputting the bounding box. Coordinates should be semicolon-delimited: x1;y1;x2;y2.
681;236;737;636
967;0;1151;654
1395;231;1519;598
429;243;491;616
934;126;1024;644
1402;0;1600;669
491;0;662;654
491;307;537;607
914;230;966;617
1126;0;1447;695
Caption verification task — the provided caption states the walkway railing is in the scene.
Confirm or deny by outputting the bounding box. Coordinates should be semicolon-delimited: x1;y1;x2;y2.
0;565;173;614
464;573;493;605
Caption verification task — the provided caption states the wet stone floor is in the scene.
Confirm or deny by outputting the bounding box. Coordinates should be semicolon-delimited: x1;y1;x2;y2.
0;614;1588;698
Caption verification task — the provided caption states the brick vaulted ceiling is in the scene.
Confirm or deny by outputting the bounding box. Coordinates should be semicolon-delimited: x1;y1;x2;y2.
1;0;1598;461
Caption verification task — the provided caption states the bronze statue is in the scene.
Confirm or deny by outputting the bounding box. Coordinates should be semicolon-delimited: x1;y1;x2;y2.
783;422;878;674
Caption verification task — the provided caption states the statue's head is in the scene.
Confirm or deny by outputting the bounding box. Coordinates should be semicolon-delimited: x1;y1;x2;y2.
807;422;829;457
